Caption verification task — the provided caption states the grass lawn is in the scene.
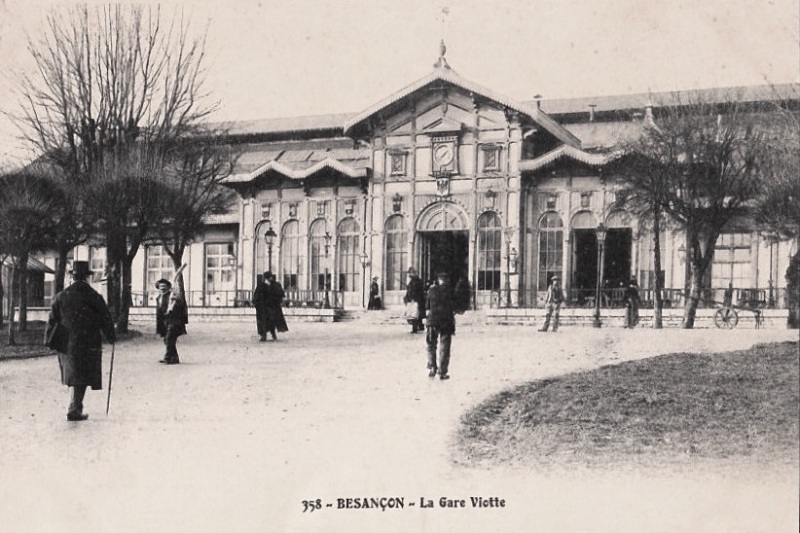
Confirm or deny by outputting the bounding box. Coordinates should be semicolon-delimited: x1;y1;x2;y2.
0;321;139;360
456;341;800;471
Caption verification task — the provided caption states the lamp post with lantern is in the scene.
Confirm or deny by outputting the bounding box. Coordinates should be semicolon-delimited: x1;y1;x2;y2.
503;228;518;308
264;225;276;273
323;231;332;309
359;251;370;308
593;223;607;328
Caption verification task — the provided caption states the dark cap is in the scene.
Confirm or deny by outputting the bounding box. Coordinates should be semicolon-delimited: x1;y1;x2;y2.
70;261;92;278
155;278;172;289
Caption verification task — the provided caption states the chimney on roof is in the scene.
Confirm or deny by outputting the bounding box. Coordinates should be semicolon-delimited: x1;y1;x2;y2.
588;104;597;122
534;94;542;109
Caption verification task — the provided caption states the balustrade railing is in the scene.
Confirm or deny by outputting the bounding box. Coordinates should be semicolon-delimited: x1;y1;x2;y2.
130;289;344;309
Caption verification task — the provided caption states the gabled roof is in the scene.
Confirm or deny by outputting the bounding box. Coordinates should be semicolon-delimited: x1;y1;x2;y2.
520;145;624;173
343;63;581;148
225;156;368;184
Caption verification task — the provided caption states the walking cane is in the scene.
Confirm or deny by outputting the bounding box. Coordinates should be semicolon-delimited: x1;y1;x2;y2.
106;342;116;416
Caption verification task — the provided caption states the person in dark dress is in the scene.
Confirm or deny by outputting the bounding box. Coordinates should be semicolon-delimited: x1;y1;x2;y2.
404;267;425;333
623;278;642;328
45;261;116;421
252;273;269;341
367;276;383;310
425;271;458;380
263;272;289;340
155;267;188;364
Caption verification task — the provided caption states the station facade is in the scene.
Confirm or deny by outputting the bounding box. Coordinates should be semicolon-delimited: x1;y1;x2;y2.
60;52;796;311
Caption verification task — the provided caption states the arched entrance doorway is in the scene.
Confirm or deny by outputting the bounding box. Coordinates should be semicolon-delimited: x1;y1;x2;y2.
416;202;470;286
604;210;634;291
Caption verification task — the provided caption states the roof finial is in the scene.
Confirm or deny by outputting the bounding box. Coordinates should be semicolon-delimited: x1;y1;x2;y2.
434;39;450;69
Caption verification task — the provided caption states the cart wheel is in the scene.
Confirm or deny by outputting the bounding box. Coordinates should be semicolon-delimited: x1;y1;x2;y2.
714;307;739;329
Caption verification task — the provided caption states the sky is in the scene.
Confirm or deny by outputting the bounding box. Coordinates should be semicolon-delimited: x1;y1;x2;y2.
0;0;798;165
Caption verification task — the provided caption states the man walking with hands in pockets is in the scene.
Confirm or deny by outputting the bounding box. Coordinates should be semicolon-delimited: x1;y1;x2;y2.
425;271;461;380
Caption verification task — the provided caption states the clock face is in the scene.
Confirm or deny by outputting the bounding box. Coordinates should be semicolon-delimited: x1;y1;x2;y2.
433;144;454;167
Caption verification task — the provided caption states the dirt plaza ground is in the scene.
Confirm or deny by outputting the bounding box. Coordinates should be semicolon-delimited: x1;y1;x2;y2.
1;319;798;533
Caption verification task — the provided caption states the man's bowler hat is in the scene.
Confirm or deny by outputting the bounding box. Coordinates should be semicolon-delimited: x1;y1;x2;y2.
155;278;172;289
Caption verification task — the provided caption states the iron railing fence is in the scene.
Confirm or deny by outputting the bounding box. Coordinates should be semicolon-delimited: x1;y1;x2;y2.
131;289;345;309
489;287;787;310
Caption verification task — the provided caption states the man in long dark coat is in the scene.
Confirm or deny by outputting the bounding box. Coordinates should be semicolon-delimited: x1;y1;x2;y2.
155;275;188;364
425;271;458;380
263;272;288;341
46;261;116;421
252;273;269;341
404;267;425;333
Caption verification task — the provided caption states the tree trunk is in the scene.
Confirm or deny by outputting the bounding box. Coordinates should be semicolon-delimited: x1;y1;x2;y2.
7;263;17;346
18;251;29;331
55;245;69;294
787;249;799;329
169;248;187;298
682;261;703;329
106;232;125;325
117;254;135;334
0;265;5;328
652;208;663;329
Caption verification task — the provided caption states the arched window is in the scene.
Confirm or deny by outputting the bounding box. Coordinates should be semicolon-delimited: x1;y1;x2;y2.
337;218;360;291
538;212;564;290
309;219;329;291
280;220;300;291
476;212;502;290
384;215;407;290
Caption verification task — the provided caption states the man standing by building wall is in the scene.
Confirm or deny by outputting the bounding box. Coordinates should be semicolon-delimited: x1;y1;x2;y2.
46;261;116;421
155;265;188;364
539;275;563;332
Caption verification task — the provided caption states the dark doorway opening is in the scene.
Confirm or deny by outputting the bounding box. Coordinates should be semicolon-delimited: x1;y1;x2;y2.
603;228;633;289
572;229;598;304
419;231;469;287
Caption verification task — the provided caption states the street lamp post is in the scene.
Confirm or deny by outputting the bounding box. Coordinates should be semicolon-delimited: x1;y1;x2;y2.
593;223;607;328
359;251;370;308
323;231;332;309
264;225;276;273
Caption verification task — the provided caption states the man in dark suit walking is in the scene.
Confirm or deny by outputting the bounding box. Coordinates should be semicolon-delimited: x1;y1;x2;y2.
46;261;116;421
425;271;460;380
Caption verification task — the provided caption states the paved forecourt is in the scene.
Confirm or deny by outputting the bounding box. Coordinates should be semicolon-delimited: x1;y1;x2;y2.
1;320;797;533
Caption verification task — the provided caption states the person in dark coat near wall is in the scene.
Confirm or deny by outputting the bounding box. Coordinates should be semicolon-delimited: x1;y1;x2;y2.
404;267;425;333
46;261;116;421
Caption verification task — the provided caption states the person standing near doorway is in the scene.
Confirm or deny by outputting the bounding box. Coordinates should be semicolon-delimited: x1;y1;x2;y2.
404;267;425;333
46;261;116;421
425;271;458;380
539;275;563;332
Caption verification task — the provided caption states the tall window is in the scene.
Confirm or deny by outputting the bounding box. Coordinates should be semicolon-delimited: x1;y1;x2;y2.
476;212;502;290
281;220;301;291
146;245;173;290
89;246;106;283
638;229;666;289
337;218;360;291
711;233;752;288
384;215;407;290
538;212;564;290
205;243;236;293
309;219;329;291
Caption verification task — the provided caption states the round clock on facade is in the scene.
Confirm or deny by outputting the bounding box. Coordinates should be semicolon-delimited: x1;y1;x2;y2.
433;144;454;167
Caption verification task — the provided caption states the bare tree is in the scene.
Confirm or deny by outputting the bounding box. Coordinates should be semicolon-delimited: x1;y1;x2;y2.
0;172;59;342
754;87;800;327
619;90;772;328
151;132;237;296
11;5;216;332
